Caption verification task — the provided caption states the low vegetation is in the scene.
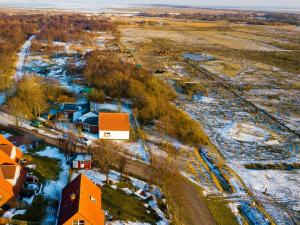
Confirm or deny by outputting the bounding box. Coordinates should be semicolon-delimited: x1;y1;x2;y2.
176;80;207;97
102;186;159;223
25;155;61;183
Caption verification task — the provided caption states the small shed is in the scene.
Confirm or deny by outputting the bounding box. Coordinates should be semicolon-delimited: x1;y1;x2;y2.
70;153;92;169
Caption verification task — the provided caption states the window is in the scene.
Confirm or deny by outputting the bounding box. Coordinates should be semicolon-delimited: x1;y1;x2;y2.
90;195;96;203
104;132;110;138
73;220;85;225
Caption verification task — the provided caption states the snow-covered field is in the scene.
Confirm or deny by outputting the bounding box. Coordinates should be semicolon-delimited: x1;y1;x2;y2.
174;63;300;224
220;122;281;145
235;165;300;212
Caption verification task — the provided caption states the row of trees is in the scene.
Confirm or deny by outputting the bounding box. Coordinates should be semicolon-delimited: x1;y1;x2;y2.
83;50;209;146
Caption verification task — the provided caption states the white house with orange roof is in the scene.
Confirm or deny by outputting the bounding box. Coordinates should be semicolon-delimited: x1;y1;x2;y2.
98;112;130;140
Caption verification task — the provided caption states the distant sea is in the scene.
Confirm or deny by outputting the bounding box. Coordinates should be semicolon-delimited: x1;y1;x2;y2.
0;0;299;13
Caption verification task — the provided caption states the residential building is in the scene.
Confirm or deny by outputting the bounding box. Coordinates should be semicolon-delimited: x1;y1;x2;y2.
0;135;25;209
99;113;130;140
57;174;105;225
75;112;99;134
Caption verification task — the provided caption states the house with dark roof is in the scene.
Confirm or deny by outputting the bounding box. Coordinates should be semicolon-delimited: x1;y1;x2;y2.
57;174;105;225
98;112;130;140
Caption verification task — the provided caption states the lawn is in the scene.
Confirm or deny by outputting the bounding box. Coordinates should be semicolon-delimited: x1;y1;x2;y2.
102;186;159;223
25;154;62;183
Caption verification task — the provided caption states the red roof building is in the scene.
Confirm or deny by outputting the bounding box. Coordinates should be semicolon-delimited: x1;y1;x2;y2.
57;174;105;225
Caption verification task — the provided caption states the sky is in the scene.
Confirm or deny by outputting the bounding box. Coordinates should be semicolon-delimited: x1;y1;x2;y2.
0;0;299;10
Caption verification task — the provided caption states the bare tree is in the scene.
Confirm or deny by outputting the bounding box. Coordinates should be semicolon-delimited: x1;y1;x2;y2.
118;156;127;174
93;140;119;183
7;96;31;132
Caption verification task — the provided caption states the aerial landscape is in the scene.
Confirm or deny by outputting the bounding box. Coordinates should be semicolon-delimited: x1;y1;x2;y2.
0;0;299;225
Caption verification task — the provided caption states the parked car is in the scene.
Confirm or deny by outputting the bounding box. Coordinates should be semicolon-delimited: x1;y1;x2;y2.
77;137;92;146
31;120;43;128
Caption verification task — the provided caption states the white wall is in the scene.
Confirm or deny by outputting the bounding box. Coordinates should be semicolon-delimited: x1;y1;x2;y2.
11;146;16;160
99;130;129;140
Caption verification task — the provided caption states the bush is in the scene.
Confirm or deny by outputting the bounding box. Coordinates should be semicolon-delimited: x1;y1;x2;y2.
88;89;105;103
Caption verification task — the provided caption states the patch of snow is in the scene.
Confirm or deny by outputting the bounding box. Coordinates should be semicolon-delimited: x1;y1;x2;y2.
107;221;151;225
233;163;300;212
14;35;35;81
0;92;6;105
148;198;170;225
121;188;133;195
83;132;99;140
193;94;216;103
36;146;69;201
91;102;132;114
22;195;34;205
134;189;151;200
129;177;149;191
108;170;121;183
2;209;26;219
219;122;280;144
77;169;106;186
26;164;37;169
121;140;150;162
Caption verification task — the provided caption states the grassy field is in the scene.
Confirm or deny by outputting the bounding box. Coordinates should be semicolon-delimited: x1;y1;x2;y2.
119;17;300;78
192;184;239;225
102;186;159;223
24;154;62;183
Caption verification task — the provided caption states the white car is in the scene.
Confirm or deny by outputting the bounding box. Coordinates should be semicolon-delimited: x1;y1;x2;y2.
77;137;92;146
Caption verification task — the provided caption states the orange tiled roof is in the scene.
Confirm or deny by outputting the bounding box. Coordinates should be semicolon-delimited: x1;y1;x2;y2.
99;112;130;131
0;176;14;207
0;134;22;161
0;151;15;165
0;135;25;207
57;174;105;225
0;144;14;157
